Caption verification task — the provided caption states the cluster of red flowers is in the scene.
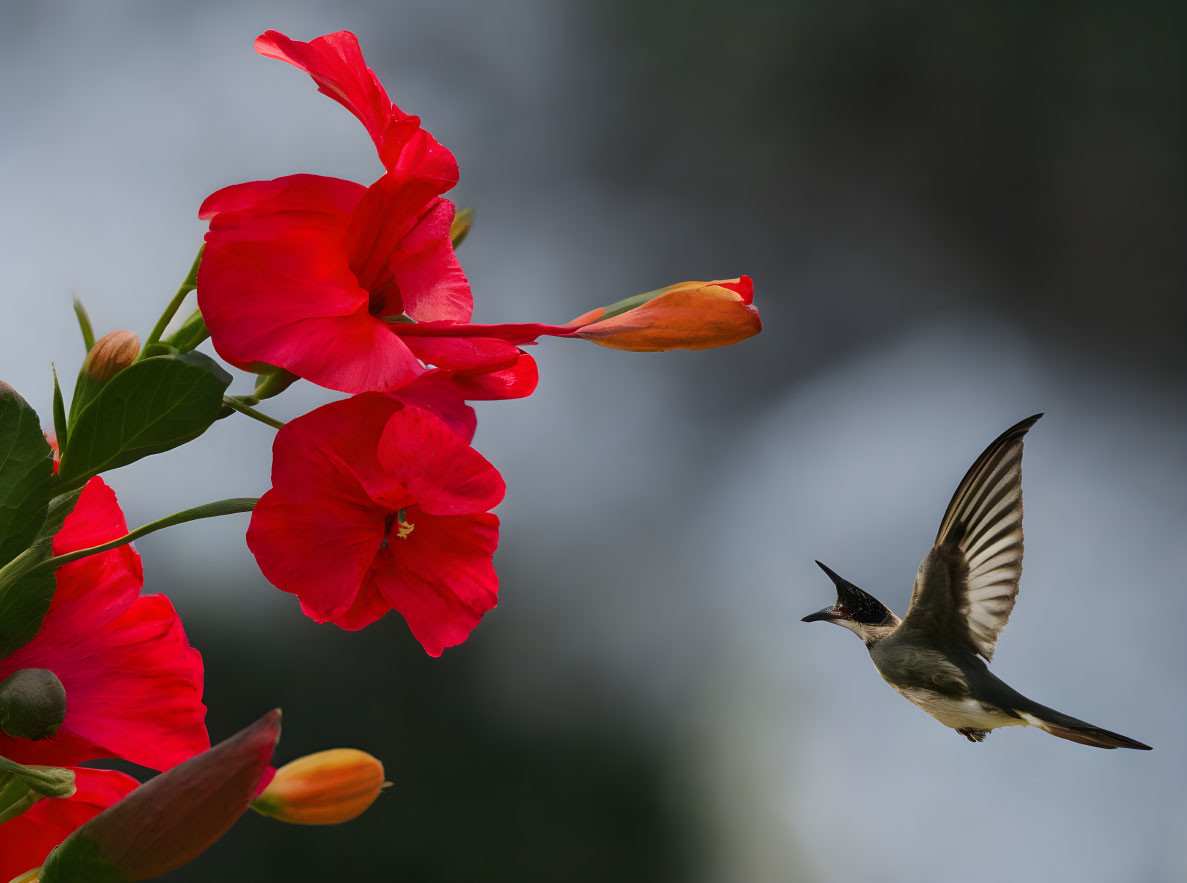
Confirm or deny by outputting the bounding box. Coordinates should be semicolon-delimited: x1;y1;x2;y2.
0;473;208;880
202;31;761;656
0;28;759;877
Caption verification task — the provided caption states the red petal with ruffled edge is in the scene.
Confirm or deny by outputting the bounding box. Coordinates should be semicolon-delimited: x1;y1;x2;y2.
372;511;500;657
373;407;504;516
254;29;459;188
246;396;504;653
345;171;471;322
390;351;539;441
0;767;138;883
0;478;208;771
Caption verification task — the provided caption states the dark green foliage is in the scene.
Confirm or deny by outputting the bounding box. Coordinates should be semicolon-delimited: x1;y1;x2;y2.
0;383;52;570
58;353;232;489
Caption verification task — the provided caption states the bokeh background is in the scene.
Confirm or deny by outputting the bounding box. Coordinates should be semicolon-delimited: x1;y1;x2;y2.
1;2;1183;881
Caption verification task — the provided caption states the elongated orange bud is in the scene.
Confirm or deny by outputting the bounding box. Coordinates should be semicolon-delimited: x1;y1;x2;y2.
252;748;387;825
83;331;140;381
572;276;760;352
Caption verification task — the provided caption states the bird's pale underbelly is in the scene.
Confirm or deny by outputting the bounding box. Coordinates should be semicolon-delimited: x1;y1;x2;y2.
892;686;1024;731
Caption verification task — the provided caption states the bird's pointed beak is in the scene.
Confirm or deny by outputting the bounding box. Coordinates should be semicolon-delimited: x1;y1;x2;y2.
815;560;847;589
801;606;836;623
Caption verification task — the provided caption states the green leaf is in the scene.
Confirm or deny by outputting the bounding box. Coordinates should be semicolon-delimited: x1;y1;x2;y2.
52;365;68;451
0;383;53;570
0;546;55;659
57;353;232;489
67;364;105;427
39;489;82;542
72;295;96;352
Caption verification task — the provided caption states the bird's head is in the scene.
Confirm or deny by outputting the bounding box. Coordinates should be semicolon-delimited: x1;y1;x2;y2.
802;561;899;644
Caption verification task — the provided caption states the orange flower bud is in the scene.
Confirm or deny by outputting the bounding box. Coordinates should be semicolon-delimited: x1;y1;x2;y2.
252;748;387;825
83;331;140;382
572;276;760;352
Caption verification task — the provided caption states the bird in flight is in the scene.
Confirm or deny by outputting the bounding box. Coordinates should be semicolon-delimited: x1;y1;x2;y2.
802;414;1151;750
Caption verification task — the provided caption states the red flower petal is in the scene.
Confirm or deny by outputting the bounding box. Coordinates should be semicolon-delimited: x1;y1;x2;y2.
446;351;540;401
248;493;382;624
264;393;405;505
375;407;505;516
0;767;138;883
387;352;538;442
254;30;459;187
401;334;526;374
0;479;208;771
345;173;471;322
329;576;393;632
372;511;500;657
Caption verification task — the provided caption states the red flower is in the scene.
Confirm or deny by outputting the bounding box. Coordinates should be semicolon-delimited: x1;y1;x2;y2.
0;767;137;882
198;28;474;394
0;478;208;770
246;395;504;656
199;29;760;394
199;171;473;394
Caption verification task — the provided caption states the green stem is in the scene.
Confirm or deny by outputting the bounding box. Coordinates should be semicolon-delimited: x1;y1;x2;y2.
0;756;74;798
223;396;286;430
165;307;210;353
139;245;204;359
25;497;258;578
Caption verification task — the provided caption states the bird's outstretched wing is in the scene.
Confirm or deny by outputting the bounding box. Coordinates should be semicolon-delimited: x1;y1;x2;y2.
901;414;1042;660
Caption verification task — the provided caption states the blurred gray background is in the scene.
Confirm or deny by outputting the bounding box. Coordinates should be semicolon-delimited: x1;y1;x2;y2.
0;1;1183;881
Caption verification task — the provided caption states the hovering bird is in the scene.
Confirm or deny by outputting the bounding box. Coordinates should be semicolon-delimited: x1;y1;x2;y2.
802;414;1151;750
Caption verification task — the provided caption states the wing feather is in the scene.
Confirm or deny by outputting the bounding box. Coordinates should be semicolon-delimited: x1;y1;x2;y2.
902;414;1042;660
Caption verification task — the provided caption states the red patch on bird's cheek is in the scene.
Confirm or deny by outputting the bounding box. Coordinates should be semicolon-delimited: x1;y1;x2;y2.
833;606;851;618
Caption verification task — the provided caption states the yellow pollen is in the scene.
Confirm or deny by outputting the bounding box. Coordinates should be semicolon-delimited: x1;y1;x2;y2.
394;520;415;539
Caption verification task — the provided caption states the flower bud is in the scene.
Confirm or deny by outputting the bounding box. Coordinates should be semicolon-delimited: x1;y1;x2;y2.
83;331;140;381
0;669;67;741
252;748;387;825
253;365;298;400
39;710;280;883
571;276;760;351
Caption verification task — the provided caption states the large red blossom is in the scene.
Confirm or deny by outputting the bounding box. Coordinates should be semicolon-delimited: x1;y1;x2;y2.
247;395;505;656
198;28;474;395
0;478;208;770
198;170;473;394
0;767;138;882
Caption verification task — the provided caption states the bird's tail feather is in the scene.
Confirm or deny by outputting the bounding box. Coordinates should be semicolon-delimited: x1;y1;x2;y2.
1016;705;1151;750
